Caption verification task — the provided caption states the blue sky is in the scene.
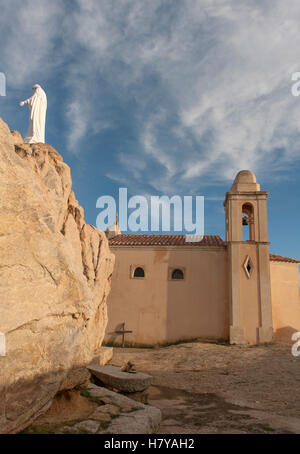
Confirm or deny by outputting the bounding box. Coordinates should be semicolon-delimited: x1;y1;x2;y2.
0;0;300;260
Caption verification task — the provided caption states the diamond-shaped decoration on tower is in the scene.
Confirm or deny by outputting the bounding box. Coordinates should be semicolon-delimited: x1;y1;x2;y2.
243;255;254;279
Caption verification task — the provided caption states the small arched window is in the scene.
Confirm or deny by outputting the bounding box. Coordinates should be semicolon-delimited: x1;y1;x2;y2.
133;267;145;278
172;269;184;280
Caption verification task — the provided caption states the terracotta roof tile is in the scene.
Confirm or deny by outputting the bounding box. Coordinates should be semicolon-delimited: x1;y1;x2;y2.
269;254;300;264
109;235;300;263
109;234;225;247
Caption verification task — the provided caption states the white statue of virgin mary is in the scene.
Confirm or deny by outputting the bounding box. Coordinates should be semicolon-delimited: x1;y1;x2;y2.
20;84;47;144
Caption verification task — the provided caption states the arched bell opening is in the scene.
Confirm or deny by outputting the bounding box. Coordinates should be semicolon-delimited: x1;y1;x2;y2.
242;203;254;241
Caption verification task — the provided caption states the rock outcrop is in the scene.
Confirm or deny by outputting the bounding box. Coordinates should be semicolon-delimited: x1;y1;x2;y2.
0;118;115;433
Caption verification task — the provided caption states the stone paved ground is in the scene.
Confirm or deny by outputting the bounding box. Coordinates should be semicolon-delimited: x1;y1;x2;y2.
111;342;300;434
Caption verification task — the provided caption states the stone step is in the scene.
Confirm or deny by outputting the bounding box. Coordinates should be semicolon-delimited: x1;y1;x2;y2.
87;364;152;393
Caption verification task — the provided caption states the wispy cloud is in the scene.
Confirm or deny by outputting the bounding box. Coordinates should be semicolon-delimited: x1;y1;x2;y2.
63;0;300;191
1;0;300;194
0;0;63;86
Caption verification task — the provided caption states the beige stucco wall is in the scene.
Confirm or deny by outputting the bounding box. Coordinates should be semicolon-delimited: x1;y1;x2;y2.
270;261;300;342
239;243;261;344
105;246;229;346
234;242;273;345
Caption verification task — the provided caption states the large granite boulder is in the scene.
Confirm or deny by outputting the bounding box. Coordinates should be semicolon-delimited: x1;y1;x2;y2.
0;118;115;433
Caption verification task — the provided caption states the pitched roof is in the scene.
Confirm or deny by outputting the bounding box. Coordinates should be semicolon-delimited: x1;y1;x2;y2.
269;254;300;264
109;234;225;247
109;235;300;263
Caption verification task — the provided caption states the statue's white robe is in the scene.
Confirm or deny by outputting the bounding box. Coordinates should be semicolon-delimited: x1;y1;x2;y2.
24;87;47;144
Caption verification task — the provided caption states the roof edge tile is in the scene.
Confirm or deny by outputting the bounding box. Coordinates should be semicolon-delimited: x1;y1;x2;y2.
109;234;225;247
269;253;300;264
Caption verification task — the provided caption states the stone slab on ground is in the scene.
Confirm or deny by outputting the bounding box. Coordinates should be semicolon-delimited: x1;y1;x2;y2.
103;406;161;435
88;365;152;393
87;383;145;410
86;384;161;434
72;420;100;434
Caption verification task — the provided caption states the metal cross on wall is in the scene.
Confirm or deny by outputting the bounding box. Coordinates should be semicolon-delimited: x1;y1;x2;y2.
114;322;133;348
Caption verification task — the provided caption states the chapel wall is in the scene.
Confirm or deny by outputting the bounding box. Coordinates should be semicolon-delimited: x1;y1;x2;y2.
270;261;300;342
105;248;169;346
165;248;229;343
105;247;229;346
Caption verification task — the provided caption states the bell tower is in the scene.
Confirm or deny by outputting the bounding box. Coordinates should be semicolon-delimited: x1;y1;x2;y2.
224;170;273;344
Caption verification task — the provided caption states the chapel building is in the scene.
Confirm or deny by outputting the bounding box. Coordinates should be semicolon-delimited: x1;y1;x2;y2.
105;171;300;346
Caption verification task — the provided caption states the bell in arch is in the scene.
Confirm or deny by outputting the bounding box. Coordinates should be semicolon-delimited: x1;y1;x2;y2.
242;216;249;226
